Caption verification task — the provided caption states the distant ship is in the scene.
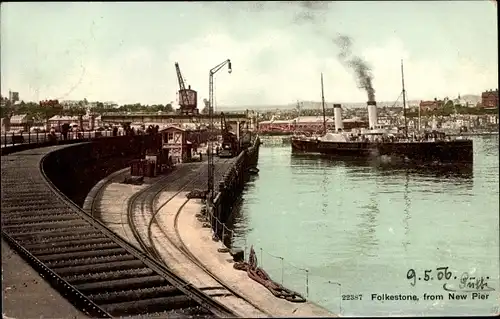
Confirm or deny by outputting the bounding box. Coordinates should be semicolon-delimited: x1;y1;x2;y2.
291;62;473;165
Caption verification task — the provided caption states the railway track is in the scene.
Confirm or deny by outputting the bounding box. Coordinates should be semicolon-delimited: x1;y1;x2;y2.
125;158;271;317
171;199;272;317
1;145;236;318
115;159;229;256
92;154;269;317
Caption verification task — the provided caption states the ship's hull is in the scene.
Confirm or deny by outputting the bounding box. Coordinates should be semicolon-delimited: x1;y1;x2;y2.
291;138;473;164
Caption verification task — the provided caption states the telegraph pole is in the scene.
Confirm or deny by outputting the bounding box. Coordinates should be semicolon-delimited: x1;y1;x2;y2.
321;73;327;134
207;59;232;207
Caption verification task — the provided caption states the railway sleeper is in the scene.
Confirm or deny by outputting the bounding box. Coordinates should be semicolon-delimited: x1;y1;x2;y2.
100;295;198;317
65;268;155;285
36;247;129;262
55;259;145;276
1;219;89;231
1;214;81;225
0;209;76;218
31;242;123;257
46;253;135;269
0;190;54;197
88;286;180;305
1;204;70;213
0;180;45;186
1;198;61;205
13;230;105;243
144;307;214;319
5;224;95;237
76;275;170;294
0;194;56;202
23;237;115;250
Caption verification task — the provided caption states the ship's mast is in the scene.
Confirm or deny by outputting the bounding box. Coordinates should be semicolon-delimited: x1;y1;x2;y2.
321;73;327;134
401;60;408;138
418;98;421;132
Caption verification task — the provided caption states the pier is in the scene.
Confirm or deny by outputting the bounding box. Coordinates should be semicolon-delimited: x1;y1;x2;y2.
1;134;335;317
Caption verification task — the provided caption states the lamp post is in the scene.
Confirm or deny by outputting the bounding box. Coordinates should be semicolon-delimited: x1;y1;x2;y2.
207;59;232;209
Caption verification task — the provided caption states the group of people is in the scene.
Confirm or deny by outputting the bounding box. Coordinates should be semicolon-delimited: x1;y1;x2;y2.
120;124;160;136
346;130;450;143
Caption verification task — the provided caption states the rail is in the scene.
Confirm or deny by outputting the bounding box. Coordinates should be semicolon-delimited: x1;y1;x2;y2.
86;154;269;316
1;143;236;318
0;130;133;157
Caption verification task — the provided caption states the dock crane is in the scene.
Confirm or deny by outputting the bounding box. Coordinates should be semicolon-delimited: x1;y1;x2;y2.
174;62;198;115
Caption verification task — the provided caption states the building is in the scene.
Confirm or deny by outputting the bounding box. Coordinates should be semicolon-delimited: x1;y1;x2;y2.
160;126;192;164
9;114;32;132
452;94;469;107
258;116;368;133
8;91;19;103
481;89;498;108
47;115;102;130
419;99;444;112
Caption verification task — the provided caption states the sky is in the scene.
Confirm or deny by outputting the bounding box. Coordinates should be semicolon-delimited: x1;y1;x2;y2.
1;1;498;107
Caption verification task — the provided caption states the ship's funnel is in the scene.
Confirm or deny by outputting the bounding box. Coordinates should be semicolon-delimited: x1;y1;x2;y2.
333;104;343;132
367;101;378;130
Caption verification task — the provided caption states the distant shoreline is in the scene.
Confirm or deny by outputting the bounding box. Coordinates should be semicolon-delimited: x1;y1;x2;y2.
258;131;499;137
447;131;498;136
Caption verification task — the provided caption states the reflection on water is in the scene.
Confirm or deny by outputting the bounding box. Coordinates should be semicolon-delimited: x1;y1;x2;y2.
232;136;499;316
355;192;379;257
321;167;329;215
290;153;474;184
402;171;411;251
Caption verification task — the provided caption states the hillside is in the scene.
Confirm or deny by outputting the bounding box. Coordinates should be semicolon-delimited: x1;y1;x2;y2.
218;94;482;112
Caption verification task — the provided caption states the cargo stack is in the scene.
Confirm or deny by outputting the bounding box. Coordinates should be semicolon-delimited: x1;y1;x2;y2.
130;159;146;177
144;160;157;178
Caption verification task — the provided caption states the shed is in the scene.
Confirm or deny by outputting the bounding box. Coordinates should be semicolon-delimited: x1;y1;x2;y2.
160;125;192;164
9;114;32;131
10;114;31;125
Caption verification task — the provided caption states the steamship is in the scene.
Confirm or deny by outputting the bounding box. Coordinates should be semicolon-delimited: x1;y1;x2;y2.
291;67;474;165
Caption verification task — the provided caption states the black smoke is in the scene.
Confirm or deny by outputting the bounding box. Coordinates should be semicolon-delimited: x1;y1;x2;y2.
334;35;376;102
288;2;377;102
212;2;377;101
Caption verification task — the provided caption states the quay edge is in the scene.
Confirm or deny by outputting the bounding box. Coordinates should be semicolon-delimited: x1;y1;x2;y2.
209;135;261;246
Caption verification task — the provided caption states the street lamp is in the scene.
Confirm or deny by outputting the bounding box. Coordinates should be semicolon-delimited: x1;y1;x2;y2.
207;59;232;209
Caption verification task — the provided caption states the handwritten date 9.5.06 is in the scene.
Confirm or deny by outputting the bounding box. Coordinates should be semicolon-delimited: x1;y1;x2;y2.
407;267;494;292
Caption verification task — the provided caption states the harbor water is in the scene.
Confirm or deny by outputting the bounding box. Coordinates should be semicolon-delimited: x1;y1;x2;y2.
232;135;499;316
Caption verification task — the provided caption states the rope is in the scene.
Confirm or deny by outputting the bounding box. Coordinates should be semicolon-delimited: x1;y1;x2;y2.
233;246;307;303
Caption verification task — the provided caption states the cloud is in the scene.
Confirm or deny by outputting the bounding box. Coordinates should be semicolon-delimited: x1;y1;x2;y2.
161;28;357;107
362;37;498;102
1;3;497;106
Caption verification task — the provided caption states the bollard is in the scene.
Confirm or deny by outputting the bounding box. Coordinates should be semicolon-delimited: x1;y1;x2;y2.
221;224;225;246
280;257;284;285
36;131;39;143
306;269;309;298
28;131;31;144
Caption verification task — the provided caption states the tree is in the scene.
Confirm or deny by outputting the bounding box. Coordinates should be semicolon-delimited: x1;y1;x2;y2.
67;106;86;117
165;103;174;113
0;105;12;118
201;99;209;114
